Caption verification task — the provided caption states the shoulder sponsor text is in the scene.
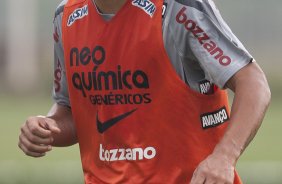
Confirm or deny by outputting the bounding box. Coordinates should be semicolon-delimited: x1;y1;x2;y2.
67;5;88;26
132;0;156;18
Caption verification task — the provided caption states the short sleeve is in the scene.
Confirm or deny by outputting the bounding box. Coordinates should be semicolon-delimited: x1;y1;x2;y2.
52;1;71;107
180;0;254;88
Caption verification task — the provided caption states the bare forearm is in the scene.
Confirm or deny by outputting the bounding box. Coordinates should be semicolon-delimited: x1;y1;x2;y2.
47;103;78;147
214;62;271;164
190;62;270;183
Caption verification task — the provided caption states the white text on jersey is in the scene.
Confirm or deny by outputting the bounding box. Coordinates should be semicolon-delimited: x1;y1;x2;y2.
132;0;156;18
67;5;88;27
99;144;156;161
201;107;229;129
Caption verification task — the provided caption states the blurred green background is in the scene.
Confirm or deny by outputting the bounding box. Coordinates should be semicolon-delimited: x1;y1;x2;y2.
0;0;281;183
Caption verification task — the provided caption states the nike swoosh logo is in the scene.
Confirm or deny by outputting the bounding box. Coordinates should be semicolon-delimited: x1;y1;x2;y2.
97;108;137;134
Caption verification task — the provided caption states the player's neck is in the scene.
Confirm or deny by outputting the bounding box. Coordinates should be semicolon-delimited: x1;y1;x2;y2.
93;0;127;14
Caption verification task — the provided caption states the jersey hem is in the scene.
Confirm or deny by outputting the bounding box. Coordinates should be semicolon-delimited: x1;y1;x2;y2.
218;57;253;89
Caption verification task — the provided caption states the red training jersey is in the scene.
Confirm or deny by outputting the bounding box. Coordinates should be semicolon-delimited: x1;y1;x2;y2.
62;0;242;183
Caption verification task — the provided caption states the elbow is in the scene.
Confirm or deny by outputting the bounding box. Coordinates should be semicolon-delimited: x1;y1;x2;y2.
257;69;271;109
252;62;271;108
239;62;271;109
262;80;271;108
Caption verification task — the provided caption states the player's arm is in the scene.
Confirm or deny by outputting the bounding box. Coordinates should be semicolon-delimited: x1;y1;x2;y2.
46;103;77;147
191;62;271;184
18;1;76;157
186;0;271;183
18;104;77;157
223;62;270;155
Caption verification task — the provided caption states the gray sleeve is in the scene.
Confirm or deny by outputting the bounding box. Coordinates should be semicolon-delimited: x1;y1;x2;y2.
52;1;70;107
196;0;253;88
170;0;253;88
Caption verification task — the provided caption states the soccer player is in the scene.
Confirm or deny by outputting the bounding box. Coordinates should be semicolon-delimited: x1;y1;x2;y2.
18;0;271;183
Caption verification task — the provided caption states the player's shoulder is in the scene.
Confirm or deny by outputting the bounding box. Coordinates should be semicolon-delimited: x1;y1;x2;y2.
168;0;213;7
64;0;87;8
54;0;87;19
166;0;216;16
54;0;68;20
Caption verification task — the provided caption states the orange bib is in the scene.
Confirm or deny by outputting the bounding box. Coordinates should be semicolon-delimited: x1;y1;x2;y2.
62;0;241;183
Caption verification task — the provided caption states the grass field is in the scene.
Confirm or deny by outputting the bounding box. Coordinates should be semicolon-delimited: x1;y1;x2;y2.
0;94;281;184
